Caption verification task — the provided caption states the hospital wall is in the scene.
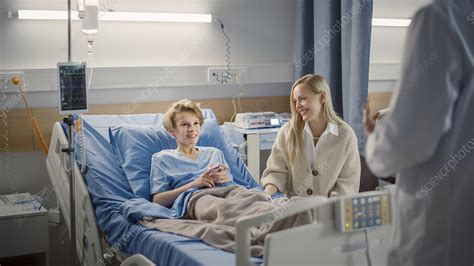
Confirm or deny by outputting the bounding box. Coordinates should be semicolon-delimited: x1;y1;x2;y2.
0;0;419;197
0;0;295;196
0;2;425;264
1;0;296;108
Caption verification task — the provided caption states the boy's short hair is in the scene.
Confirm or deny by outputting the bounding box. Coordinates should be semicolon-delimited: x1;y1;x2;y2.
163;99;204;132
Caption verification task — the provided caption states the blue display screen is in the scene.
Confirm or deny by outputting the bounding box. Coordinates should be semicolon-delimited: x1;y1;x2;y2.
59;63;87;113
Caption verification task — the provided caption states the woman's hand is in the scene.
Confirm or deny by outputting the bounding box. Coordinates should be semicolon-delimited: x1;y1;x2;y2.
264;184;278;197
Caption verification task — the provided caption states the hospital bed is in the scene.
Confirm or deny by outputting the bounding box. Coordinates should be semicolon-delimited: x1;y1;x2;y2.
45;110;396;265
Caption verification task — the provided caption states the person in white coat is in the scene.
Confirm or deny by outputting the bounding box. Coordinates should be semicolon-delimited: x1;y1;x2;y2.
364;0;474;265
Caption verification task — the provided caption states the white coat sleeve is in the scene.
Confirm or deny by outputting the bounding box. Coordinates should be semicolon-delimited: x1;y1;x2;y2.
366;6;463;177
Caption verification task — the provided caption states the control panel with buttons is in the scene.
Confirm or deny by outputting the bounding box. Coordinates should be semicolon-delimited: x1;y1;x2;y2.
335;190;392;232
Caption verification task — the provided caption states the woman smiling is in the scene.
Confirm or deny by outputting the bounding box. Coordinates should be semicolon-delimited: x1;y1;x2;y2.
262;74;361;198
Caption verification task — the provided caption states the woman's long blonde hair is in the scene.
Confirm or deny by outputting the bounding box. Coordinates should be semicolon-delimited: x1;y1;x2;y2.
287;74;345;164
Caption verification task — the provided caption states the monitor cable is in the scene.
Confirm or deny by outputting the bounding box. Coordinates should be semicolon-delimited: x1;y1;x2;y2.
216;18;232;84
76;49;95;175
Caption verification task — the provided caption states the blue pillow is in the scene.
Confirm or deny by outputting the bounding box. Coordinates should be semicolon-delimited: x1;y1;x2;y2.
109;119;259;200
74;119;136;203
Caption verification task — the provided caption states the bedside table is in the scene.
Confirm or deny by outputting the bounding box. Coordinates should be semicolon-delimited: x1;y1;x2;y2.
0;193;49;265
222;123;281;182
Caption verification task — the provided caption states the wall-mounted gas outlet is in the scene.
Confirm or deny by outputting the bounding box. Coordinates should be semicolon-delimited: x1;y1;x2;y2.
207;67;247;84
0;71;25;93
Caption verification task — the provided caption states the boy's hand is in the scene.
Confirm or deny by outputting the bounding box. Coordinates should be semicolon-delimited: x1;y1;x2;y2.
207;163;231;184
191;174;215;188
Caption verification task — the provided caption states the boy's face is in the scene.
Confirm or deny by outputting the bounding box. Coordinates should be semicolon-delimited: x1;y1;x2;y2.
171;111;201;147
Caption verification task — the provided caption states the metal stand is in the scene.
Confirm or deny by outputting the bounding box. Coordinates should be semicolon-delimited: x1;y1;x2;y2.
62;115;76;266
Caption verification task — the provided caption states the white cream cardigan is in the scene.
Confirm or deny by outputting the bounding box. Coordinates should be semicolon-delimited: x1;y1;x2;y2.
261;122;361;197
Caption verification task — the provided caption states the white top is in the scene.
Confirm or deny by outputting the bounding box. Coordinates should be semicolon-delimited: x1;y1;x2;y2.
365;1;474;265
304;122;338;168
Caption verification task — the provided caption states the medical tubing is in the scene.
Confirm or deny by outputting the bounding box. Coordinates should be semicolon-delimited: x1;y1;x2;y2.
230;75;245;122
230;79;238;122
87;49;94;91
36;187;48;210
32;118;49;155
88;64;94;91
0;103;9;154
0;88;12;193
0;109;9;154
79;114;87;174
233;74;244;112
78;50;93;174
216;18;232;84
364;229;373;266
230;98;237;122
15;82;49;155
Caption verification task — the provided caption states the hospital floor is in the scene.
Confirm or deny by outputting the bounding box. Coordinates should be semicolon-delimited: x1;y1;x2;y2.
0;222;120;266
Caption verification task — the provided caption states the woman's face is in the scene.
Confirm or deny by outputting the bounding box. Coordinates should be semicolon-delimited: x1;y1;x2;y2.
292;83;324;122
171;112;201;147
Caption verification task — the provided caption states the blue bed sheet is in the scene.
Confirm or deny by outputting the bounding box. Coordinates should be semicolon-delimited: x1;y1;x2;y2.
68;111;263;265
128;230;263;266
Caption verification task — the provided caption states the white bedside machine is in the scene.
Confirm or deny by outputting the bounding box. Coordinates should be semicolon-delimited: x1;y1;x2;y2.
222;123;281;182
0;192;49;265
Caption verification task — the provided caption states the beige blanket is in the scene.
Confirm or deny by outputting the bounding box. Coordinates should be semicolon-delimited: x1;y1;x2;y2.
140;185;313;257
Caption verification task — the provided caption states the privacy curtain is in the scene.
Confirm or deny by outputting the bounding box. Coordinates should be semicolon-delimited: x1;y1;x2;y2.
295;0;373;155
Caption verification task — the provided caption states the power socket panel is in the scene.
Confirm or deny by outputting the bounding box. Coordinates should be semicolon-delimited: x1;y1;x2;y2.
207;67;247;84
0;71;25;93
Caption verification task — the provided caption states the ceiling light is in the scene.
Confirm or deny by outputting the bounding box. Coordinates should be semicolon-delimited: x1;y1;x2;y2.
372;18;411;27
9;10;213;23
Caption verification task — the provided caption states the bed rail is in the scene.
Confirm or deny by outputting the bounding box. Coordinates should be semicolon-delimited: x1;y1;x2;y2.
236;188;395;266
46;122;103;265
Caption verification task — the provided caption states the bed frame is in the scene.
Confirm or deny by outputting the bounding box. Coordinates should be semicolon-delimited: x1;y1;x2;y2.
46;121;396;266
236;189;396;266
46;122;114;265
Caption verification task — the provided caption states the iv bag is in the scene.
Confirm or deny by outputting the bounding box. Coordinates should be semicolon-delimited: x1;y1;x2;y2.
82;0;99;37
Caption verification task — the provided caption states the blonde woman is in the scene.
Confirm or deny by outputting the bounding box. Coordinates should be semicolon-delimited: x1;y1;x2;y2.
262;74;360;198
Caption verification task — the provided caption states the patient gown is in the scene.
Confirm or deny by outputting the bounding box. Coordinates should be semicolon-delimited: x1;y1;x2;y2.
146;146;313;256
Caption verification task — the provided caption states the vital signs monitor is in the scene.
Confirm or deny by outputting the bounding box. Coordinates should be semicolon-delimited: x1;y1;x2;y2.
57;62;88;114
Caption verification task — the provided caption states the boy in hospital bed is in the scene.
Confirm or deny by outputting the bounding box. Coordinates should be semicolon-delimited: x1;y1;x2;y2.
142;99;311;256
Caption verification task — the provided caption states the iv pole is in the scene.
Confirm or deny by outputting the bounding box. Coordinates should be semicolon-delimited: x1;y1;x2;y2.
61;1;77;265
63;115;76;266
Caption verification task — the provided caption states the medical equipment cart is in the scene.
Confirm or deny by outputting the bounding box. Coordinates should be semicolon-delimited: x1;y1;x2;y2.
223;123;281;182
0;193;49;265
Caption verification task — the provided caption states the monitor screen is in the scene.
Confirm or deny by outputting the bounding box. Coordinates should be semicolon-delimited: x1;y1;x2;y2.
58;62;88;114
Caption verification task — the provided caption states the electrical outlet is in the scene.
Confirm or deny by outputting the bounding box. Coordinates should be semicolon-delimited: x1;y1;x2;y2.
207;67;247;84
0;71;25;93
